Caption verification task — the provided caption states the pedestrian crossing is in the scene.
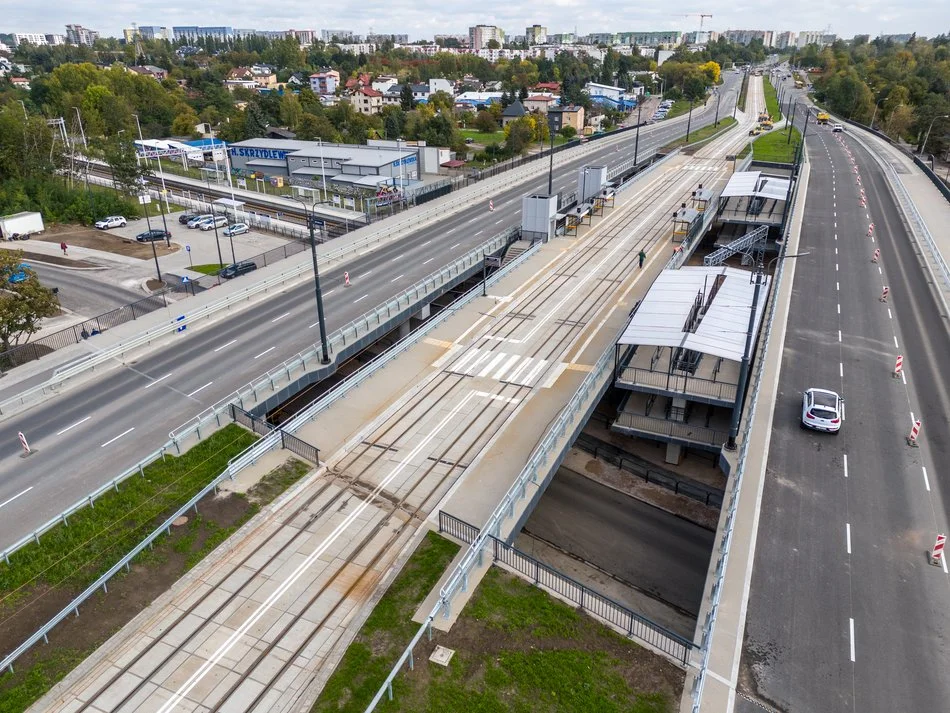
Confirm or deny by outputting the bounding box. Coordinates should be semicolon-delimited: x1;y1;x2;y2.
441;346;554;387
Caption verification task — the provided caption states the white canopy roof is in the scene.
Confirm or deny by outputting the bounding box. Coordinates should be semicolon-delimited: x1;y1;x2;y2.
618;266;770;362
721;171;790;202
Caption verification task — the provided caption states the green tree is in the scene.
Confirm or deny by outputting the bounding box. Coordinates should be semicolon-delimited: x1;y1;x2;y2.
559;125;577;139
244;103;269;138
171;107;200;137
683;75;707;102
100;133;149;196
504;116;534;154
400;83;415;110
474;110;498;133
295;112;341;141
0;250;60;352
486;39;501;50
279;93;303;129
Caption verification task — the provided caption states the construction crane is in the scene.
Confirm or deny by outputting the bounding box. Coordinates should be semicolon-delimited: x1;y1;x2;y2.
677;13;714;32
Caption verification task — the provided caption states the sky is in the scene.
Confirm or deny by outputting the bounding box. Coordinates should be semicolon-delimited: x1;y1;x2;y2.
7;0;947;42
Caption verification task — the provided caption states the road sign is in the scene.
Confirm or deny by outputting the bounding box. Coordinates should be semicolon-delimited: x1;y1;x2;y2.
181;276;190;283
137;194;152;205
185;245;191;252
485;256;503;268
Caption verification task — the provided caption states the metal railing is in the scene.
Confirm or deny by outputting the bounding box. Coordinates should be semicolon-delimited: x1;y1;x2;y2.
613;411;729;449
617;365;738;403
437;511;695;664
689;144;807;713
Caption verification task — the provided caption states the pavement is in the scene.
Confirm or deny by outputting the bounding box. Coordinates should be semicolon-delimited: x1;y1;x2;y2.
734;116;950;712
0;75;744;554
30;113;751;712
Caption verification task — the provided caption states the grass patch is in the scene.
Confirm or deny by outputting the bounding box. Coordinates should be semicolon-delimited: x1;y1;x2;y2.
314;558;684;713
459;129;506;145
188;263;226;275
663;100;692;120
312;531;460;712
665;117;737;149
753;126;802;163
738;74;749;112
762;76;782;122
0;454;311;712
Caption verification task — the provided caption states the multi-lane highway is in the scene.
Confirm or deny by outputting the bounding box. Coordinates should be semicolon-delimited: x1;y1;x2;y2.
738;103;950;712
0;75;741;549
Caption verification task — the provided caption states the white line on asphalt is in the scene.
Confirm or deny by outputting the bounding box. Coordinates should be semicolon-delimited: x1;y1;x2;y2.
187;382;213;398
922;466;931;492
446;228;457;234
871;235;875;243
450;243;461;250
894;336;900;349
843;454;849;479
362;270;373;277
866;213;870;219
838;330;842;342
943;551;949;574
495;218;504;224
144;373;172;389
833;201;836;208
901;371;907;385
271;311;290;323
422;258;434;265
57;416;91;435
837;303;841;314
474;230;483;236
836;263;839;271
253;346;276;360
324;289;336;296
308;322;318;329
835;222;837;228
213;339;237;353
846;523;852;554
390;274;404;283
835;247;838;255
834;234;838;240
0;487;33;510
849;618;856;662
354;294;368;303
101;427;135;448
911;411;916;423
878;266;882;275
836;282;840;291
888;308;892;319
422;240;431;246
839;362;843;378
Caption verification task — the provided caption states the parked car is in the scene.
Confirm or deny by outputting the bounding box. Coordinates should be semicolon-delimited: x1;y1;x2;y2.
218;261;257;279
223;223;249;236
832;123;844;133
136;229;171;242
200;216;229;231
95;216;127;230
178;212;199;225
801;388;845;433
186;214;214;228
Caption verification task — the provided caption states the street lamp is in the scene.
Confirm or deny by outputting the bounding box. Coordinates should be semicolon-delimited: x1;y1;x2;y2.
920;115;949;157
713;90;722;127
546;113;557;195
633;100;643;165
725;251;810;450
685;98;695;143
290;197;331;365
869;98;885;130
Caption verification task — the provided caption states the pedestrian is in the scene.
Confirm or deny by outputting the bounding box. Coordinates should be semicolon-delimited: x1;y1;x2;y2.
60;241;68;256
638;249;646;269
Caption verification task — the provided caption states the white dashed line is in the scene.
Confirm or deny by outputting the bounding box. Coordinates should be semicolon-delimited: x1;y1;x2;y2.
922;467;931;492
354;294;368;303
839;362;843;378
187;382;213;398
878;266;882;275
423;258;434;265
213;339;237;353
253;346;276;360
888;308;892;319
849;618;856;662
843;454;849;478
838;330;842;342
894;336;899;349
846;523;852;554
390;274;404;283
422;240;431;246
57;416;91;435
144;373;172;389
101;427;135;448
837;303;841;314
901;371;907;385
362;270;373;278
835;263;839;271
450;243;461;250
271;311;290;323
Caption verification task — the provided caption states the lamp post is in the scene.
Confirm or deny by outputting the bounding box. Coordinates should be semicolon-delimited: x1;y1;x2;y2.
733;86;740;120
714;90;722;127
869;98;885;130
290;197;331;365
140;196;162;284
547;114;556;195
787;101;797;144
725;251;810;450
633;100;643;165
685;98;695;143
920;115;949;156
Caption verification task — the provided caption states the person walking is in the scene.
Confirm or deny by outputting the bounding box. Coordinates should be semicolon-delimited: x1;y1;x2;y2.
638;249;646;269
60;241;68;256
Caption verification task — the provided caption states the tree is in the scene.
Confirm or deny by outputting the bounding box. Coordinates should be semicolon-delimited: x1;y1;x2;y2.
100;133;149;196
295;112;340;141
244;102;269;138
279;93;303;129
400;83;415;110
518;86;528;101
0;251;59;352
503;116;534;154
474;110;498;133
171;107;200;137
683;75;707;103
560;125;577;140
486;39;501;50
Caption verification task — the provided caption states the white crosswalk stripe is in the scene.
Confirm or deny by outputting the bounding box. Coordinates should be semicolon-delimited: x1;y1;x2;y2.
446;347;554;387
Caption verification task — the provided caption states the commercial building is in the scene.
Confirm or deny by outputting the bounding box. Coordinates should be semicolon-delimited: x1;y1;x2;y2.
65;24;99;46
469;25;505;50
526;25;547;45
172;26;234;42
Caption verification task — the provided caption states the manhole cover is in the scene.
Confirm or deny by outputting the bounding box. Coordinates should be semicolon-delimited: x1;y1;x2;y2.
429;645;455;667
172;516;189;527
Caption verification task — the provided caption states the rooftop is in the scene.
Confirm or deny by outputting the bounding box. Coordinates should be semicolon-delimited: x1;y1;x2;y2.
721;171;791;201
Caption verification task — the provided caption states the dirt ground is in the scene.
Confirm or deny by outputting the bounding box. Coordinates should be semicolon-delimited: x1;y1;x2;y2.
35;225;179;260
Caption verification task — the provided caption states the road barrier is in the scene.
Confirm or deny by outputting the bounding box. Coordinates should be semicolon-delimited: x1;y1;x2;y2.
872;248;880;263
880;285;889;302
893;355;903;378
930;534;946;566
907;419;921;447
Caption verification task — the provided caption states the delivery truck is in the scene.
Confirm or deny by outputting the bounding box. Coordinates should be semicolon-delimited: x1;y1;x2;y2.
0;211;44;240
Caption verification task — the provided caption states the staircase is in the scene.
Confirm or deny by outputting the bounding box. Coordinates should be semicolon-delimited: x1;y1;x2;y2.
502;240;533;267
703;224;769;267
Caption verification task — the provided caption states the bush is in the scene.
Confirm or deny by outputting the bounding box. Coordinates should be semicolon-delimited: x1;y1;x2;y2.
0;176;141;226
560;126;577;139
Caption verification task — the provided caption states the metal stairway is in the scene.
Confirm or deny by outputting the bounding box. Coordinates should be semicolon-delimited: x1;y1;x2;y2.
703;224;769;267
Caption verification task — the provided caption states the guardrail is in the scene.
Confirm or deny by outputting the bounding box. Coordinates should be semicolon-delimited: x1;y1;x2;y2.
617;365;738;403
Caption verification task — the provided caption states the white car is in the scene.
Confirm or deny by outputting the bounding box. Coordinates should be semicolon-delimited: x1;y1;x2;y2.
186;214;214;229
200;216;228;231
801;388;845;433
832;123;844;133
95;216;127;230
223;223;249;236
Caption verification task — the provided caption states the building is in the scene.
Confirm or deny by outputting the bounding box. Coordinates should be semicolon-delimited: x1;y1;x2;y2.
821;33;837;46
138;26;170;41
526;25;547;45
721;30;773;47
367;33;408;44
796;30;824;47
469;25;505;50
289;29;317;46
12;33;47;47
584;82;636;110
65;24;99;46
372;76;399;93
322;29;355;42
774;31;797;50
429;78;454;95
10;77;30;91
523;95;557;113
352;87;383;115
586;33;618;46
309;69;340;95
45;33;66;45
878;33;914;43
501;100;526;126
547;105;584;133
548;33;576;45
434;34;468;47
128;65;167;81
172;26;234;42
454;91;504;109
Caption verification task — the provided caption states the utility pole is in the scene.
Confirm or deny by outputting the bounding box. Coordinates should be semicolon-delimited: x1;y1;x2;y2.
634;101;643;165
292;198;331;364
714;91;722;127
685;98;695;143
787;101;797;144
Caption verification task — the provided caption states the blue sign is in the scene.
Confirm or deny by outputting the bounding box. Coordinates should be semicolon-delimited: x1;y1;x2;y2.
393;155;418;168
233;147;289;160
185;245;191;252
176;315;187;333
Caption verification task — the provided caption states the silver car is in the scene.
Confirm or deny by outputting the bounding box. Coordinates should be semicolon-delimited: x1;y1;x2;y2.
801;388;845;433
186;214;214;229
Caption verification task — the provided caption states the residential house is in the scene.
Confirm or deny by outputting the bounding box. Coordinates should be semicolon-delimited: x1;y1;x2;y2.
344;72;372;92
251;66;278;89
411;83;430;102
372;75;398;93
428;77;454;95
501;100;526;126
0;57;12;76
227;67;255;81
287;72;308;87
128;65;167;81
10;77;31;91
382;84;405;106
352;87;383;115
266;127;297;139
309;69;340;95
523;95;557;114
547;105;585;133
223;78;258;92
532;81;561;93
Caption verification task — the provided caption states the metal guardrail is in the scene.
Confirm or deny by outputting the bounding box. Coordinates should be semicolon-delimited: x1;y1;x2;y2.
438;511;694;664
613;411;729;449
688;144;807;713
617;365;738;403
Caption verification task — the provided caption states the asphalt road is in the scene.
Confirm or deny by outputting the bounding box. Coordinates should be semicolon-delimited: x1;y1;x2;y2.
30;263;144;317
0;74;742;550
523;467;714;616
737;101;950;713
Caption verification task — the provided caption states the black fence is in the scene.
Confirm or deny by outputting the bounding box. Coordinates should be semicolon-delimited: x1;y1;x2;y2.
230;405;320;465
280;430;320;465
0;290;172;369
438;511;695;665
230;404;275;436
574;432;723;508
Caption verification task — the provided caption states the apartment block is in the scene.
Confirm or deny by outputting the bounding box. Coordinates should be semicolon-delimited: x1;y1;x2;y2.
469;24;505;50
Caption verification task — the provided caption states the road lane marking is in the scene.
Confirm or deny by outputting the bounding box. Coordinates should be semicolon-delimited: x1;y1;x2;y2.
354;294;368;303
888;308;892;319
101;427;135;448
390;274;404;283
839;362;843;378
843;454;848;478
901;371;907;385
187;382;213;398
308;322;318;329
846;523;852;554
922;466;931;492
0;487;33;510
422;240;431;246
213;339;237;353
835;247;838;255
253;346;276;360
837;303;841;314
474;230;483;236
271;311;290;323
144;373;172;389
495;218;504;224
836;282;840;291
838;330;841;342
57;416;91;435
362;270;373;277
450;243;461;250
835;263;838;271
894;336;899;349
911;411;916;423
834;221;837;228
324;289;336;296
878;266;882;275
422;258;434;265
849;618;856;662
